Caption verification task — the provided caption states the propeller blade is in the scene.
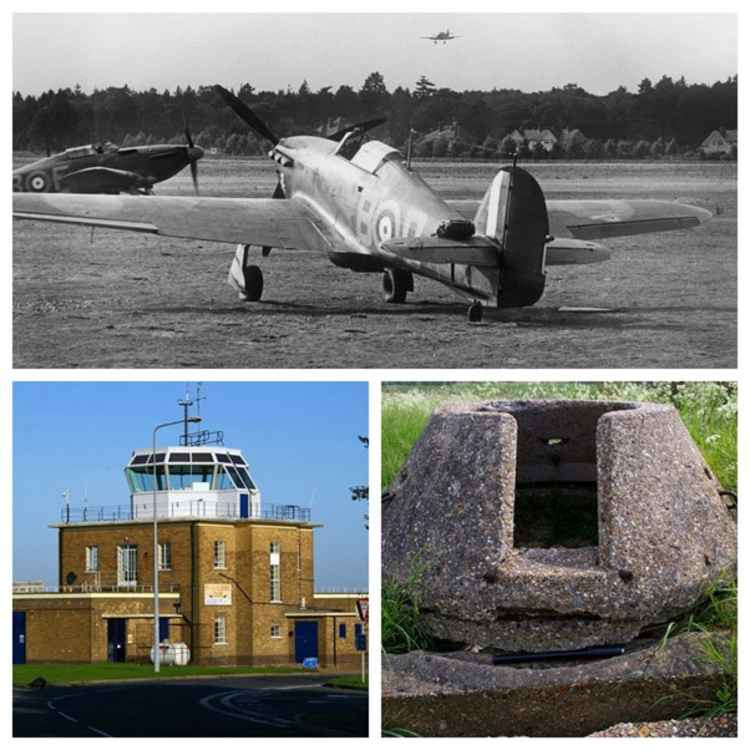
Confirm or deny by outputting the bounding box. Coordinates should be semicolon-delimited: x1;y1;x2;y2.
190;159;199;195
272;179;285;199
214;84;279;145
329;117;387;142
185;127;195;149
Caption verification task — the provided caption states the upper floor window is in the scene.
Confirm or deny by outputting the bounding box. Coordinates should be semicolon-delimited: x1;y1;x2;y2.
117;544;137;587
85;545;99;572
213;540;226;569
158;542;172;570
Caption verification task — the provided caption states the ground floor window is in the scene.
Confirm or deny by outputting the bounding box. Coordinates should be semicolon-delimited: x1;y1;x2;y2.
213;615;227;644
339;623;347;639
271;624;281;639
85;545;99;572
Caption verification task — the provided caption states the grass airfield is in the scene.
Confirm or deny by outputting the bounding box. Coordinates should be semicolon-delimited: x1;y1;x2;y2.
13;156;736;368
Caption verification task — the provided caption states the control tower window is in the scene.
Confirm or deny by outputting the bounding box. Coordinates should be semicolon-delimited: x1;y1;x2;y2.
237;467;256;490
216;467;235;490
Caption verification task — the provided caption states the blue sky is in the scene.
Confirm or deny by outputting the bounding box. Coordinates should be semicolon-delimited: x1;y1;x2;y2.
13;381;369;590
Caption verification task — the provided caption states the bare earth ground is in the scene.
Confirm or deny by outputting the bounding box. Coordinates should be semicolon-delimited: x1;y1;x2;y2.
13;157;736;368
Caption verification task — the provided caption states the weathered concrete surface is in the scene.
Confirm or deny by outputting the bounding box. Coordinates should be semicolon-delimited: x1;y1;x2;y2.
382;632;727;737
382;400;737;651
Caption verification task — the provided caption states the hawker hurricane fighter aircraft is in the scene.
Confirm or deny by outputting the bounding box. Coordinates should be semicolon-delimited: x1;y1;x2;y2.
421;29;460;43
13;133;203;195
13;85;711;321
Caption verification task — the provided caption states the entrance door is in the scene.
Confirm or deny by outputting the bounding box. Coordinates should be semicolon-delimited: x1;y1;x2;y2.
294;621;318;663
107;618;127;662
13;612;26;664
239;493;249;519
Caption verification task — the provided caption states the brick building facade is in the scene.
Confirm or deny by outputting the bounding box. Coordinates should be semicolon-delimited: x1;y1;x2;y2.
14;516;364;667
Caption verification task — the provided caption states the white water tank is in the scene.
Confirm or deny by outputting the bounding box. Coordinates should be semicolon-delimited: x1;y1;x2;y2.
172;642;191;666
149;641;191;666
150;642;174;665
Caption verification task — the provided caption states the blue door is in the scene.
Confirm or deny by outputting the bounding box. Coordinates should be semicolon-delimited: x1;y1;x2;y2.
13;612;26;664
159;617;169;643
294;621;318;663
239;493;249;519
107;618;127;662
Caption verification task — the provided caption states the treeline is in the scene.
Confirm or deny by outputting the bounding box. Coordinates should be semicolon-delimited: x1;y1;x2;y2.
13;72;737;157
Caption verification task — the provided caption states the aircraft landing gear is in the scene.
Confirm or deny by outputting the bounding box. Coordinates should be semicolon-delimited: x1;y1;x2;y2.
243;264;264;301
467;300;483;322
382;268;413;303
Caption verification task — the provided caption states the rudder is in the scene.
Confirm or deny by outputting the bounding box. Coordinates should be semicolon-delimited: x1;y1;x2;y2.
474;166;548;307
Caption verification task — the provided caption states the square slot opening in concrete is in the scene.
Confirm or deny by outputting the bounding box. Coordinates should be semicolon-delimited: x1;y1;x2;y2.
508;401;635;550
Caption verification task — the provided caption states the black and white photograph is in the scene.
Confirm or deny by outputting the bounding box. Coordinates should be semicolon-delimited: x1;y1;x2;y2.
12;12;737;368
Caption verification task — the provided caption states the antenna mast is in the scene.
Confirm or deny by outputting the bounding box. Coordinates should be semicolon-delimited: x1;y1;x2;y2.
177;387;194;446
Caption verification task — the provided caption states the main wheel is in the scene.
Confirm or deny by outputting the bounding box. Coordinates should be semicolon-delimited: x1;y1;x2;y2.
243;264;264;301
467;301;483;322
382;268;413;303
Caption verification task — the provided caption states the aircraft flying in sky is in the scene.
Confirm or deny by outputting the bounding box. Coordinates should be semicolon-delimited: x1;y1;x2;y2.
421;29;460;44
12;85;711;321
13;133;204;195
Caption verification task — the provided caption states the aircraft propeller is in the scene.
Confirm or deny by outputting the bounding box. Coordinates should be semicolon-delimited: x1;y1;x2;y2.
184;127;202;195
328;117;387;141
214;85;279;145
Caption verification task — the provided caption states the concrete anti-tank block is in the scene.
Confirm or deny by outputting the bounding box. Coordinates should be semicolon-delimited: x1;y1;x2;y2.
382;400;736;651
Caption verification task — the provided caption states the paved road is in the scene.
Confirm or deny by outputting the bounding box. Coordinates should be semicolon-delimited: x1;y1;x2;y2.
13;675;368;737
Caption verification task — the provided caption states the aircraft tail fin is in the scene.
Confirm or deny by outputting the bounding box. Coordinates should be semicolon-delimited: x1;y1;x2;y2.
474;166;549;307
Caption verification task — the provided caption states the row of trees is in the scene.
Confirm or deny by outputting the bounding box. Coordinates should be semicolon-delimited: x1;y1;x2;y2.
13;72;737;156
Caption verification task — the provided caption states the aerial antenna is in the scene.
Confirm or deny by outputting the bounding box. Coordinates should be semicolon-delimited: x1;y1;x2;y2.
195;382;206;418
177;387;194;447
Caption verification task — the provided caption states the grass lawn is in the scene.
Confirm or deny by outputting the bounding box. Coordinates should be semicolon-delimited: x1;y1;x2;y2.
13;662;306;686
323;674;368;690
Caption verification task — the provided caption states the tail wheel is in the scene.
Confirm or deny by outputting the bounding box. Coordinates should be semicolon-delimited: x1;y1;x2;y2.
467;301;484;322
382;268;413;303
243;264;264;301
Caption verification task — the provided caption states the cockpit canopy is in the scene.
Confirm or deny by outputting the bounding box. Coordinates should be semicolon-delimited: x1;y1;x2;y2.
335;137;402;174
63;142;118;159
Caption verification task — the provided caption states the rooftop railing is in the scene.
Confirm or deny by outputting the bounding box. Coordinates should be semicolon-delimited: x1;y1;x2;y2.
13;582;181;594
59;502;311;524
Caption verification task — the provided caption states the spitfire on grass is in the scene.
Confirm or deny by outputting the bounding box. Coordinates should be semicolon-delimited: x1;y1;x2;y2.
12;85;711;321
13;134;204;195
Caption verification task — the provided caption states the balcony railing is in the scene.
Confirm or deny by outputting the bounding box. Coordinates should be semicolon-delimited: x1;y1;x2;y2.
59;502;311;524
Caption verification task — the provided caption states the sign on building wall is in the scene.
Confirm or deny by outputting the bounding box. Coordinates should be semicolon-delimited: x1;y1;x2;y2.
204;583;232;606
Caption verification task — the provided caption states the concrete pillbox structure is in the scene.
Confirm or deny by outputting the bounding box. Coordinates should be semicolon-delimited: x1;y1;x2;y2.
382;400;737;651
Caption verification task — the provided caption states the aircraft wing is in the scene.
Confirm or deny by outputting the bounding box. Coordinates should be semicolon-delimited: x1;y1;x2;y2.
447;198;712;240
12;193;332;252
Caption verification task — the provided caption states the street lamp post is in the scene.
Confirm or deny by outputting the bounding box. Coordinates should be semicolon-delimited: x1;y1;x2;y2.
152;416;201;673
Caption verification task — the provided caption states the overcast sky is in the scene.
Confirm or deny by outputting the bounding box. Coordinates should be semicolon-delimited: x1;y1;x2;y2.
13;382;369;590
13;13;737;97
